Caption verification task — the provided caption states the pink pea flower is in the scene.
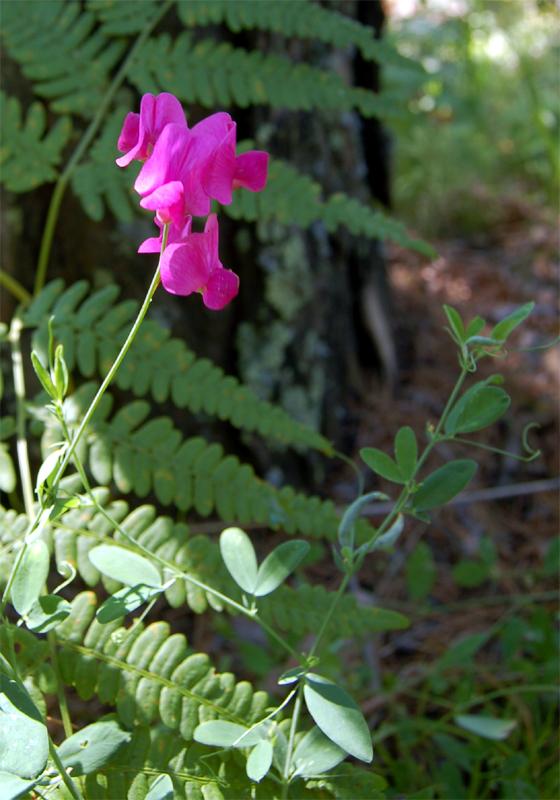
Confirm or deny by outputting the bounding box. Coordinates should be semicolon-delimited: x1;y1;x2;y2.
116;92;187;167
160;214;239;310
138;215;192;254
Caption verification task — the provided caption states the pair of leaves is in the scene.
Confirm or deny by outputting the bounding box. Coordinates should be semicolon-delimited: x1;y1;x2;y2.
88;544;164;623
194;720;273;782
443;302;534;348
220;527;309;597
361;426;418;485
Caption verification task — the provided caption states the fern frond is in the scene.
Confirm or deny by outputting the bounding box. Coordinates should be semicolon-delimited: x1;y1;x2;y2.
0;93;72;192
227;152;436;257
177;0;415;70
71;110;140;222
22;280;333;454
0;0;125;117
39;386;342;542
87;0;161;36
128;32;393;118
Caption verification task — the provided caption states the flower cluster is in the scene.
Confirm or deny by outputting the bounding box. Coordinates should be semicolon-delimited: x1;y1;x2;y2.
117;93;268;309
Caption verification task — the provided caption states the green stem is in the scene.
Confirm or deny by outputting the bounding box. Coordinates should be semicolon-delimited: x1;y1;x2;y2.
33;0;174;296
69;449;303;664
49;738;82;800
0;270;31;303
282;683;304;795
9;316;35;516
46;627;73;739
307;572;351;661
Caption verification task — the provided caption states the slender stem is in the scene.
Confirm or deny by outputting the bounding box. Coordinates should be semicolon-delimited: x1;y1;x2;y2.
52;255;164;489
46;627;73;739
282;684;304;795
0;270;31;303
69;450;304;663
9;316;35;516
48;739;82;800
33;0;174;296
307;572;351;661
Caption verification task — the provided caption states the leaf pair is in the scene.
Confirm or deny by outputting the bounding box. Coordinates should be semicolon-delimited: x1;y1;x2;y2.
361;425;417;485
443;302;534;348
220;527;309;596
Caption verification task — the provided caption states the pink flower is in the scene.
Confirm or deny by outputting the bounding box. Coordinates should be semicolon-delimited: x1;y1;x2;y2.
160;214;238;310
138;215;192;254
116;93;187;167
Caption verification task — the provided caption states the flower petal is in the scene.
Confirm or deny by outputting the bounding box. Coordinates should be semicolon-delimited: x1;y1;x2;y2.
203;127;237;205
233;151;269;192
138;216;191;253
203;267;239;310
116;112;141;166
161;239;210;296
134;124;192;196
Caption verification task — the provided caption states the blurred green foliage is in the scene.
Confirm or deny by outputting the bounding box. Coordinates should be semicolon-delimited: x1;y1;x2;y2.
386;0;559;236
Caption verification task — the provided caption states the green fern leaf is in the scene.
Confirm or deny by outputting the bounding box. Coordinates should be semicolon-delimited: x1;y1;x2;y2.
23;280;333;454
177;0;415;70
87;0;160;36
71;110;140;221
0;92;72;192
128;32;393;118
227;152;436;257
1;1;125;117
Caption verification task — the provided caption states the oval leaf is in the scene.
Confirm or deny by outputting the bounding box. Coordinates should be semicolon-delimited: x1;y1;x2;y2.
194;721;264;749
145;774;174;800
338;492;389;551
26;595;71;633
246;740;273;782
443;305;464;341
454;714;517;741
395;427;417;481
360;448;404;484
446;386;510;435
58;717;131;776
0;772;40;800
253;540;310;596
219;527;258;594
11;539;50;617
0;675;49;780
292;726;347;778
413;460;478;512
490;302;534;343
88;544;162;588
304;674;372;763
96;584;162;624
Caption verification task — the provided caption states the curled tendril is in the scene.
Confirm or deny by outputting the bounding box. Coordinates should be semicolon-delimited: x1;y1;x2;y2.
512;333;560;353
522;422;541;461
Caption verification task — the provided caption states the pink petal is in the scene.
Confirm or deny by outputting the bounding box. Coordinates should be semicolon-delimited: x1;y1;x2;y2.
233;151;269;192
203;127;237;205
191;112;233;145
134;124;192;196
116;112;141;166
160;236;211;297
151;93;187;137
203;267;239;310
138;216;191;253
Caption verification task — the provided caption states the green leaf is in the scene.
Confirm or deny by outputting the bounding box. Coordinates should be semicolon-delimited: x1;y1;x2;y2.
406;541;436;601
26;594;71;632
96;584;163;624
454;714;517;741
445;386;510;435
219;527;258;594
11;539;50;617
0;772;39;800
490;302;534;343
88;544;162;588
291;726;347;777
278;666;307;685
338;492;389;551
246;739;273;782
30;351;57;400
464;317;485;339
253;540;310;596
360;448;404;484
452;561;489;588
413;460;478;512
193;721;264;748
58;717;131;776
443;305;464;341
0;675;49;780
145;774;173;800
303;674;372;763
394;427;417;481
